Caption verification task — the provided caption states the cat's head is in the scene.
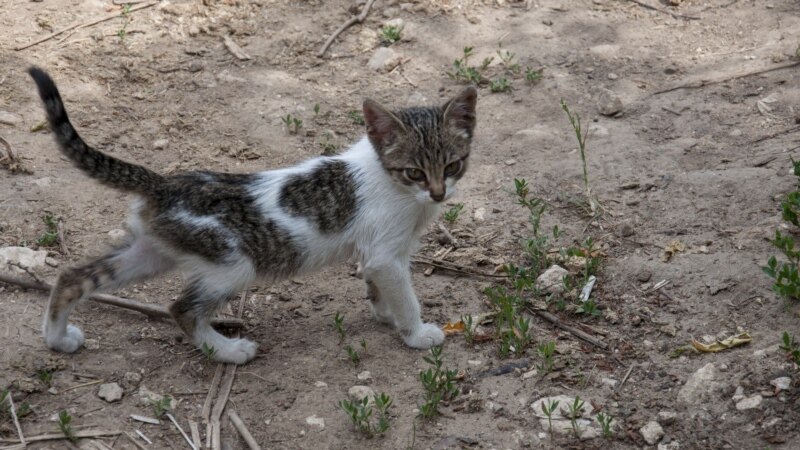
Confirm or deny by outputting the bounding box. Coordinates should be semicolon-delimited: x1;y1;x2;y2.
363;87;477;203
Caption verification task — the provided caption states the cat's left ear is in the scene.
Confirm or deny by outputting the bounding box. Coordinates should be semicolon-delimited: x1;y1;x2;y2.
442;86;478;140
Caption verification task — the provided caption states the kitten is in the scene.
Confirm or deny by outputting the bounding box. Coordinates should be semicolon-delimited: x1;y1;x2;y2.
28;67;477;365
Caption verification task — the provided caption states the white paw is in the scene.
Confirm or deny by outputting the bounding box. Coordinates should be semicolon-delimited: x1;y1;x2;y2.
212;338;258;365
45;324;85;353
403;323;445;349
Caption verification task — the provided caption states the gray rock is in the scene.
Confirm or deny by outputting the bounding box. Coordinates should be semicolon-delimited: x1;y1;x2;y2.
637;269;653;283
658;410;678;425
600;377;619;389
771;376;791;391
152;139;169;150
607;72;618;80
348;385;376;405
305;415;325;429
597;89;623;116
0;110;22;126
658;442;681;450
0;247;48;274
357;28;379;52
735;394;762;410
367;47;402;72
504;158;517;166
678;363;721;405
84;339;100;350
589;123;609;137
640;421;664;445
473;207;487;223
123;371;142;388
97;382;123;402
45;257;59;267
535;265;569;295
732;386;745;402
357;371;372;381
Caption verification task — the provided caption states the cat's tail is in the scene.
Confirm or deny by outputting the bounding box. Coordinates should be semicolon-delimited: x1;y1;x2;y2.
28;67;164;196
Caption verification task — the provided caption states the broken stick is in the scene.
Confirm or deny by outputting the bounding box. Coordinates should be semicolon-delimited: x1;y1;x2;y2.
530;308;608;349
14;0;159;51
228;409;261;450
0;272;243;329
317;0;376;57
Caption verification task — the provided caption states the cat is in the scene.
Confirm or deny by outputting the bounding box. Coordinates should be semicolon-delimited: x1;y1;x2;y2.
28;67;477;365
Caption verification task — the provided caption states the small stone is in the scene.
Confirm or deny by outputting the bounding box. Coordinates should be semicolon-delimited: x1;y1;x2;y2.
504;158;517;166
45;257;59;267
658;442;681;450
732;386;745;402
597;89;624;116
187;24;200;36
0;110;22;126
535;265;569;295
84;339;100;350
607;72;618;80
729;128;742;137
108;229;126;240
637;270;652;282
357;371;372;381
152;139;169;150
678;363;720;405
473;207;487;223
657;410;678;425
357;28;379;52
588;123;609;137
187;61;204;73
367;47;402;72
138;385;164;405
640;421;664;445
735;394;763;410
348;385;375;405
522;369;538;380
600;377;618;389
0;246;48;274
771;377;791;391
123;372;142;388
467;359;483;367
98;382;123;402
616;222;635;237
314;381;328;388
305;415;325;429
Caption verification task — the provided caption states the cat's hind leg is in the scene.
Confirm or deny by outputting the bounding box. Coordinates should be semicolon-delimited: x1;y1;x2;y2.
366;279;396;327
44;236;174;353
170;259;257;365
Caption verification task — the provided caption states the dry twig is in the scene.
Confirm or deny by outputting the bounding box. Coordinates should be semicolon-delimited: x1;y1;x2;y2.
227;409;261;450
529;308;608;349
627;0;700;20
317;0;376;57
124;432;148;450
14;0;159;51
0;430;120;444
412;256;508;278
5;390;25;446
0;272;243;328
222;36;252;61
166;413;198;450
653;61;800;95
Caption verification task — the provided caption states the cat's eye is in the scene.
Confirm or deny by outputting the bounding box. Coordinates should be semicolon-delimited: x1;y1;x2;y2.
444;160;463;177
404;168;426;182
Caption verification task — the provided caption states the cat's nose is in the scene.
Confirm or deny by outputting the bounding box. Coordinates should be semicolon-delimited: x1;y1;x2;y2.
430;191;445;202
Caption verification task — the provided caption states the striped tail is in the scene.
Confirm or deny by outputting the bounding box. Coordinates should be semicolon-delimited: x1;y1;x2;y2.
28;67;164;195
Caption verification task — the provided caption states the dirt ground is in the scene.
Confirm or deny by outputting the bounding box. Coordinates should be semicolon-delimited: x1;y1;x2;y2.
2;0;800;448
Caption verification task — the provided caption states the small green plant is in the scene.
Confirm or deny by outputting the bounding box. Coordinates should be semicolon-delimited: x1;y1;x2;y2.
338;392;393;437
347;110;365;125
201;342;217;361
333;312;346;343
117;3;132;41
567;395;585;437
281;114;303;134
499;316;531;357
764;160;800;301
360;338;368;353
560;99;599;216
313;103;320;116
461;314;474;345
57;410;76;442
446;47;483;84
345;345;361;367
36;214;58;247
514;178;555;274
537;341;556;373
780;331;800;366
319;131;338;156
496;47;517;69
541;398;559;437
380;25;402;44
443;203;464;224
36;368;53;387
489;78;512;93
151;396;172;419
525;67;543;84
576;299;601;317
596;412;613;439
418;345;459;419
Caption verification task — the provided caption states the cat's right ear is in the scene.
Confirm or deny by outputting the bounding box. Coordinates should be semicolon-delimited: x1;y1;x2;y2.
363;99;405;154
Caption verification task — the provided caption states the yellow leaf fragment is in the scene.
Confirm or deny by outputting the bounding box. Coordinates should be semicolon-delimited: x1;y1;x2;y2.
691;332;752;353
443;321;466;335
662;240;686;262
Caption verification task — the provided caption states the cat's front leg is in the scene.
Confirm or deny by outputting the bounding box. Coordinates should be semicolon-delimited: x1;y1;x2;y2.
362;259;444;349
